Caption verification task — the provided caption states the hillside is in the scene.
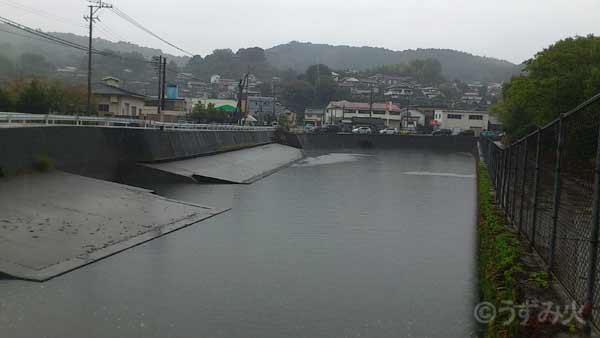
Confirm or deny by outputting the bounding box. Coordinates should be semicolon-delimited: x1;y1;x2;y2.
0;25;520;84
266;41;521;83
0;24;188;68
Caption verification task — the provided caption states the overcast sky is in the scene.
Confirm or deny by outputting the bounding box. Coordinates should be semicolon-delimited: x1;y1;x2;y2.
2;0;599;64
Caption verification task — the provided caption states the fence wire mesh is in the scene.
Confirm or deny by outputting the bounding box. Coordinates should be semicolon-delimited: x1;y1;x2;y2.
480;96;600;329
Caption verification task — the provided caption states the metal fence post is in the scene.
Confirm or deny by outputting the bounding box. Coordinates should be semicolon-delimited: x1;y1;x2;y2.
511;143;520;219
518;139;529;235
584;121;600;337
530;130;542;248
503;147;513;211
501;148;510;207
548;116;564;271
496;149;506;203
487;140;492;168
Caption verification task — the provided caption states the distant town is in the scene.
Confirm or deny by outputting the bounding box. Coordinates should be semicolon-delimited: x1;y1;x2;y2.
87;66;502;136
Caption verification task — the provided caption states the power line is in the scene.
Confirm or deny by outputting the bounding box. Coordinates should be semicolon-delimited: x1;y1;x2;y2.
0;0;87;32
110;7;195;57
0;15;91;52
0;15;162;69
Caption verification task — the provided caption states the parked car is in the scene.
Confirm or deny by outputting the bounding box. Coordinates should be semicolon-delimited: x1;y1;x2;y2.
399;127;417;135
432;128;452;136
481;130;501;140
458;130;475;136
379;128;398;135
352;126;372;134
304;124;315;132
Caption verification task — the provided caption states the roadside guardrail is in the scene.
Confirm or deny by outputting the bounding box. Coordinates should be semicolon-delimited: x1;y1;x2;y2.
0;112;275;132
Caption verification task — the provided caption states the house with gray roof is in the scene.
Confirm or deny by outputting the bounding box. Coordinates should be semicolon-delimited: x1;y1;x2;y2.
92;77;147;117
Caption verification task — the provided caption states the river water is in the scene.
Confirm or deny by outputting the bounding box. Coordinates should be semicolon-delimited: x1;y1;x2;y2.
0;149;479;338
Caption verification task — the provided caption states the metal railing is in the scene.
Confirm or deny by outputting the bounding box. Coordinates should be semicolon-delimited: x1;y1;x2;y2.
480;92;600;334
0;112;275;132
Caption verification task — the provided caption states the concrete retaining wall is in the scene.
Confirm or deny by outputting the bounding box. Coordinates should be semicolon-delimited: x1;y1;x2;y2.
293;133;478;153
0;126;274;181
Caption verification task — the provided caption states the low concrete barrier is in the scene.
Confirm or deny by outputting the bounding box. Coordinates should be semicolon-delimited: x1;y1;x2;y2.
0;126;274;181
291;133;478;153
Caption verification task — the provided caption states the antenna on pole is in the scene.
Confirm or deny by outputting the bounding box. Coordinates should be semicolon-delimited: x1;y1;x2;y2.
85;0;113;115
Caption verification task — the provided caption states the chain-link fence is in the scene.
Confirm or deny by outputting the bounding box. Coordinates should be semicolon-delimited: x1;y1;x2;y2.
480;94;600;332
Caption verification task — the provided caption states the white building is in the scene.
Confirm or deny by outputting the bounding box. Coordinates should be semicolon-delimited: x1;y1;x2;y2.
433;110;489;136
325;100;420;129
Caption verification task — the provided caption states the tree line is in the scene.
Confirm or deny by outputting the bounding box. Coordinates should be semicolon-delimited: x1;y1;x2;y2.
0;79;88;114
492;35;600;139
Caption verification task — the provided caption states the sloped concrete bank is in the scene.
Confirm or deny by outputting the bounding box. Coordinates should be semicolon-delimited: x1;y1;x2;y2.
0;126;274;181
0;171;228;281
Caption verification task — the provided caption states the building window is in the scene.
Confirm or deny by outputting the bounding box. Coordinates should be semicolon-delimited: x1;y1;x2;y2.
98;104;109;112
469;114;483;120
448;114;463;119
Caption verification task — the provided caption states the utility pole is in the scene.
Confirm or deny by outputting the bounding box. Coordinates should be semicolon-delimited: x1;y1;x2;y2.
272;79;276;124
243;66;250;119
161;57;167;121
405;95;411;130
369;84;374;127
84;0;112;115
152;56;163;121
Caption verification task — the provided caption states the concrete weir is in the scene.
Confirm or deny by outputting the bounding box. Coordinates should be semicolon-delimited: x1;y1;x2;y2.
139;143;304;184
0;171;228;281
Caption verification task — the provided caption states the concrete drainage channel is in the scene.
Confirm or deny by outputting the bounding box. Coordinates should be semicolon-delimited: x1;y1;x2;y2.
0;126;305;281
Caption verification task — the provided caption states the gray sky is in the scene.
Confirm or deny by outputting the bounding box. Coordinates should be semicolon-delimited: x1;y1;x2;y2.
2;0;599;64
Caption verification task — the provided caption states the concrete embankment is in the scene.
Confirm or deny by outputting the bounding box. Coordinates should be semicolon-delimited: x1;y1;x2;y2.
0;171;227;281
0;126;274;181
279;132;478;154
137;143;303;184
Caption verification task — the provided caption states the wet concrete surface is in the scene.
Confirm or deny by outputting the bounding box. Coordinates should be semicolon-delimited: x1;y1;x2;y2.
141;143;303;184
0;171;227;281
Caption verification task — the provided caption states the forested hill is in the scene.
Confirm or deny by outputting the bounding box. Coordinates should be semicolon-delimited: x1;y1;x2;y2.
0;24;520;84
0;24;189;68
266;41;521;83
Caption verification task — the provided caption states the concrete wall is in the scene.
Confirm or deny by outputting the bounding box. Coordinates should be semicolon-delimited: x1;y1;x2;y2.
290;133;478;154
0;126;273;181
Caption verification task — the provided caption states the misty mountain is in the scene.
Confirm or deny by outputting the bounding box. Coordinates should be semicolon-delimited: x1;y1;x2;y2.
0;25;520;84
0;24;188;69
265;41;521;83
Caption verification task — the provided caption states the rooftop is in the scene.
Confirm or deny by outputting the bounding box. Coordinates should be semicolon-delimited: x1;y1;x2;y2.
327;100;402;112
92;82;147;99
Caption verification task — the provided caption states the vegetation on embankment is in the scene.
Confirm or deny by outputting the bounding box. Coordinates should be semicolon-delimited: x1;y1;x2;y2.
478;162;522;338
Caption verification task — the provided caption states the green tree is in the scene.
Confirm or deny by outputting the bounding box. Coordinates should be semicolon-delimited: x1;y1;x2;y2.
191;102;228;123
15;80;50;114
281;80;314;112
0;86;14;111
47;81;87;114
493;35;600;138
305;64;332;86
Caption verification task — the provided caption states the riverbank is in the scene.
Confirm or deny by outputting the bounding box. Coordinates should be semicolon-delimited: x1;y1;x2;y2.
477;162;583;338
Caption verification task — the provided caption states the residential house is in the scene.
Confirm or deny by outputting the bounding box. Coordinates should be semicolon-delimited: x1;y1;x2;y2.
142;98;187;123
303;107;326;126
92;77;147;117
384;83;414;99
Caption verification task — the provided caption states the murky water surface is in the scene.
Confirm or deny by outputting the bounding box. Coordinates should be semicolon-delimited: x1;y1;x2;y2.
0;149;479;338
